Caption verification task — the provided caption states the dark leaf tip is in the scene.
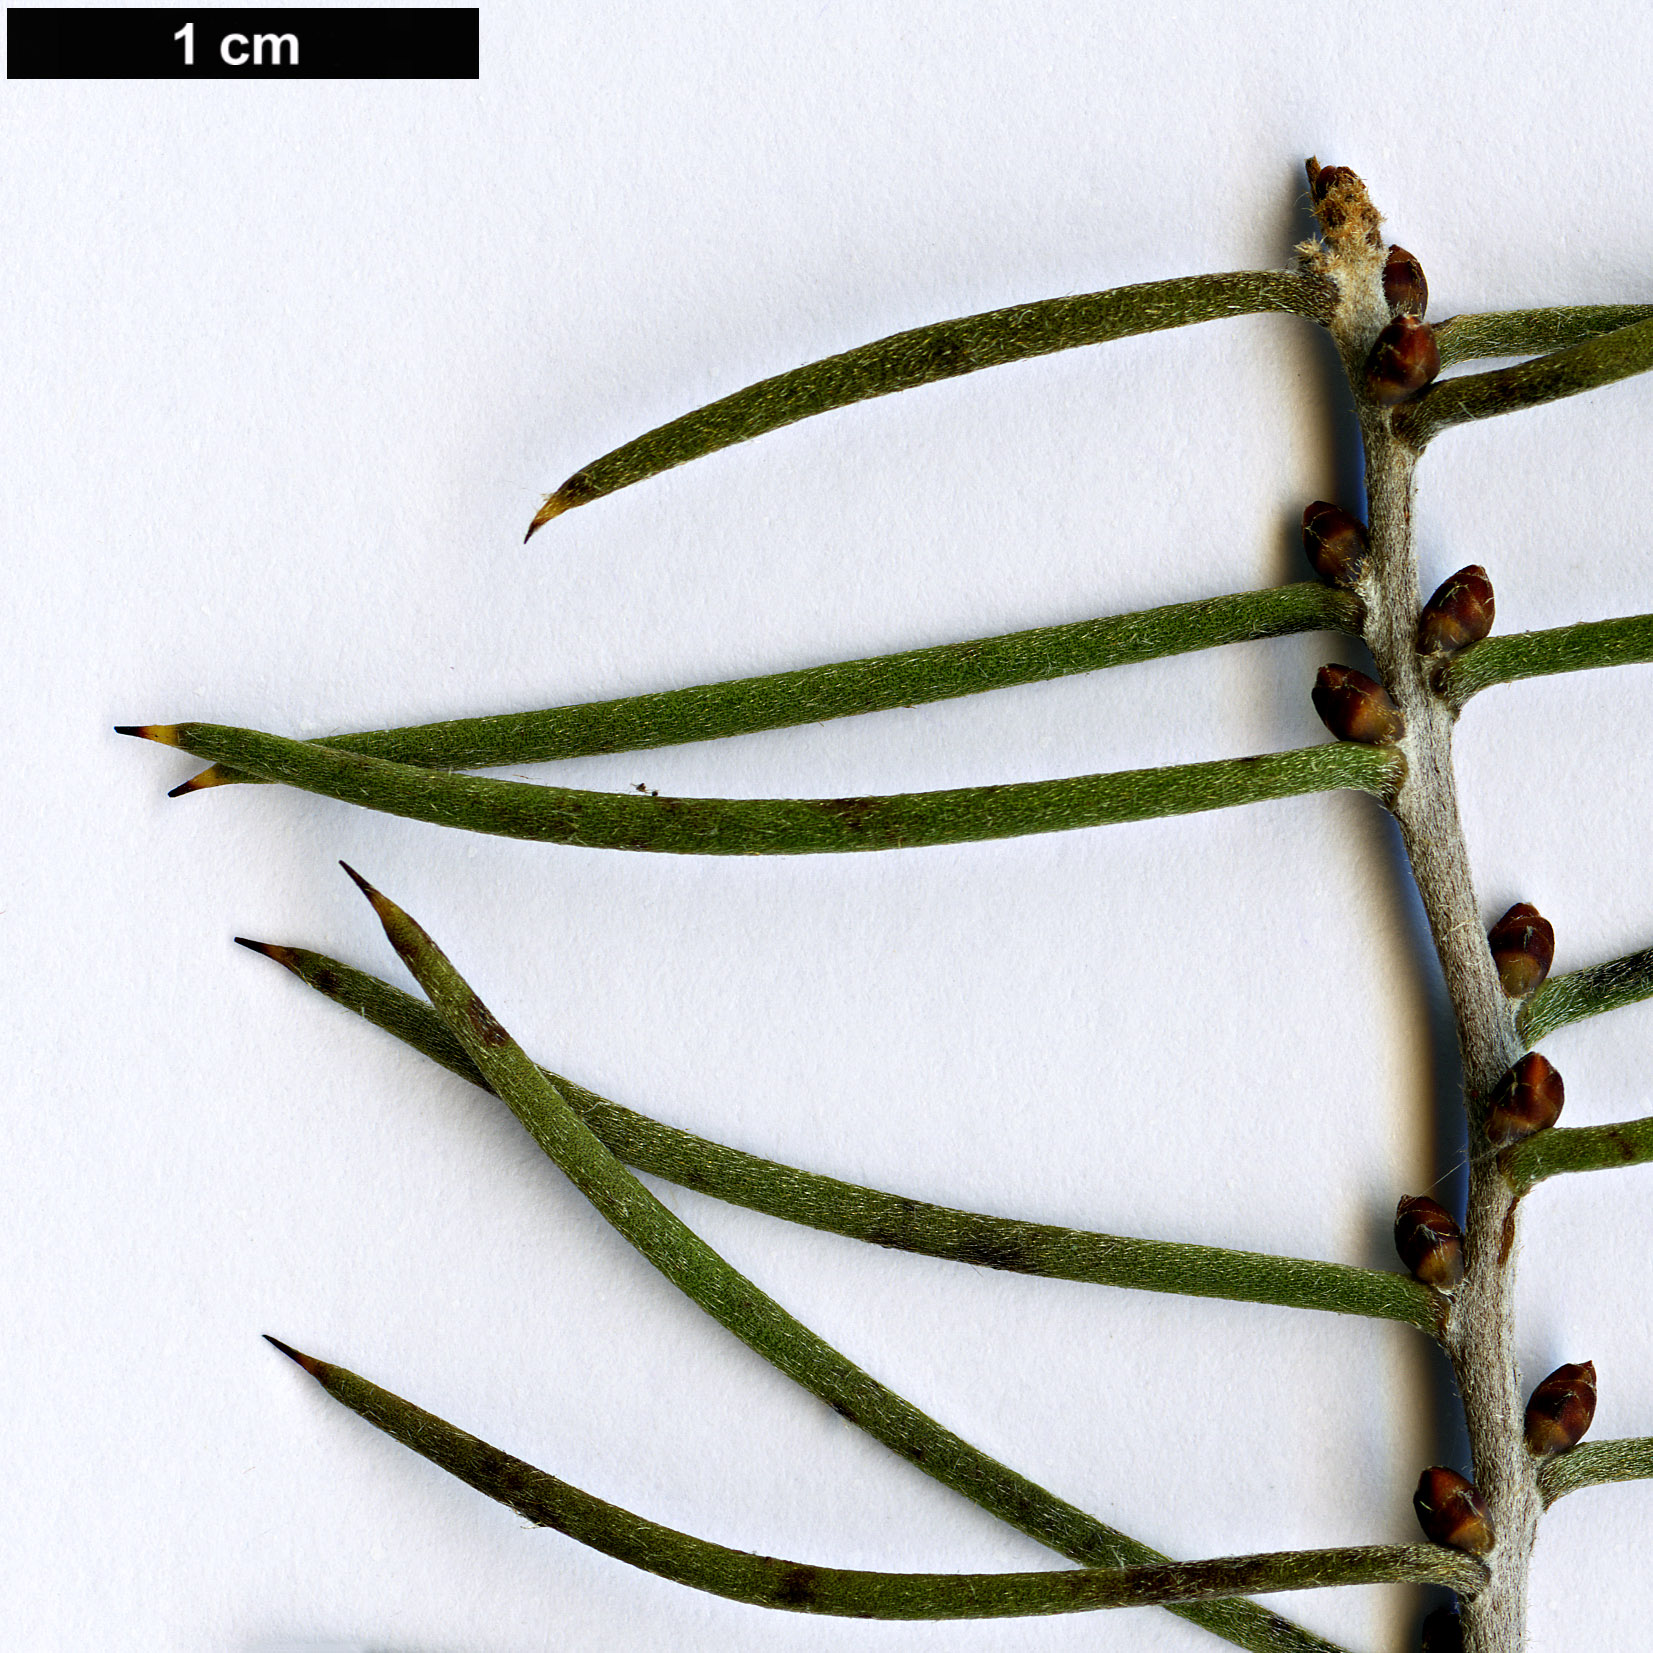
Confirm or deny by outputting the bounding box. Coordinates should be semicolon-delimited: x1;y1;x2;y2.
263;1334;326;1379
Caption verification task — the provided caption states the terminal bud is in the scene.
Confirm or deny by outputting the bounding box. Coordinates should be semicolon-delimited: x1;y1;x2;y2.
1383;246;1429;318
1302;501;1370;588
1414;1467;1494;1555
1525;1361;1597;1456
1417;566;1495;655
1313;665;1406;745
1488;903;1555;999
1420;1603;1463;1653
1366;315;1441;405
1485;1052;1565;1145
1395;1195;1465;1291
1310;163;1360;203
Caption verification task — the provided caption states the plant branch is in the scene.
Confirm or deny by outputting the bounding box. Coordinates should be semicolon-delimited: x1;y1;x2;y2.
120;723;1402;855
269;1337;1478;1619
1537;1438;1653;1507
1304;159;1539;1653
1518;945;1653;1045
179;581;1361;792
335;867;1344;1653
1501;1116;1653;1194
1445;614;1653;705
1394;317;1653;449
240;940;1442;1331
527;270;1333;533
1433;306;1653;369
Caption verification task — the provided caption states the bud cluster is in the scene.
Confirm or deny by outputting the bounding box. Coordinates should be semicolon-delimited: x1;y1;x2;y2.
1394;1195;1465;1292
1420;1603;1462;1653
1417;566;1495;656
1313;665;1405;745
1383;246;1429;318
1414;1466;1494;1554
1485;1052;1565;1145
1301;501;1369;588
1488;902;1555;999
1525;1360;1597;1456
1366;314;1441;405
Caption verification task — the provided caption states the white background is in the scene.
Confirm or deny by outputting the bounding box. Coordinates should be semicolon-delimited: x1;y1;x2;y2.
6;3;1653;1649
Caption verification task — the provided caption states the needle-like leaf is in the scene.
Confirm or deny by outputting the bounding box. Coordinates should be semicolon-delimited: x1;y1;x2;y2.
333;868;1347;1653
1395;317;1653;449
120;724;1403;855
1445;614;1653;705
1537;1438;1653;1508
238;940;1440;1332
1519;946;1653;1046
176;581;1362;792
266;1338;1478;1617
1433;305;1653;369
1502;1116;1653;1194
526;270;1332;533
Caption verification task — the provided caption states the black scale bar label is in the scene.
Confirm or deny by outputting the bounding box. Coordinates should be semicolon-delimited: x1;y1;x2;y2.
7;8;479;78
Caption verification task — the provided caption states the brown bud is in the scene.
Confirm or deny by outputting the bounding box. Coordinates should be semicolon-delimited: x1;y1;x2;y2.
1312;665;1406;746
1383;246;1429;318
1420;1603;1463;1653
1417;566;1495;656
1366;315;1441;405
1488;903;1555;1000
1485;1052;1565;1145
1395;1195;1465;1291
1310;163;1360;204
1301;501;1369;588
1414;1467;1494;1555
1306;160;1382;246
1525;1361;1597;1456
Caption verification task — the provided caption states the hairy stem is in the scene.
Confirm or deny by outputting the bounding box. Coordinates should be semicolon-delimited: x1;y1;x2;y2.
1310;166;1538;1653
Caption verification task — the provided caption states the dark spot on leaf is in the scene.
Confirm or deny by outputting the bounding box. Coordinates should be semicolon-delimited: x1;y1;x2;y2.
814;797;882;833
924;335;972;378
955;1229;1038;1273
773;1564;821;1607
466;995;510;1048
312;968;341;995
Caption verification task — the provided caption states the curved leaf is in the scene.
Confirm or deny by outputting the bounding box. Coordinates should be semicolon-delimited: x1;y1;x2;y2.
529;270;1332;531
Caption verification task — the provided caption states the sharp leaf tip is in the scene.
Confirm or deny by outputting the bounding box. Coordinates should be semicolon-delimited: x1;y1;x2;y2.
263;1335;326;1378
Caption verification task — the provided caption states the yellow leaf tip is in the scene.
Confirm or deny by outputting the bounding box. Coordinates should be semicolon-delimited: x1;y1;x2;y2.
169;765;230;797
524;486;580;541
114;724;181;746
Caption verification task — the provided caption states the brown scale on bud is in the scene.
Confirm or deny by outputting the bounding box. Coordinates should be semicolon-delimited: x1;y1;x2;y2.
1417;566;1495;656
1525;1361;1597;1456
1383;246;1429;318
1420;1603;1463;1653
1301;501;1369;588
1366;315;1441;405
1395;1195;1465;1292
1312;665;1406;746
1488;902;1555;1000
1414;1467;1494;1555
1485;1052;1565;1145
1306;158;1383;248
